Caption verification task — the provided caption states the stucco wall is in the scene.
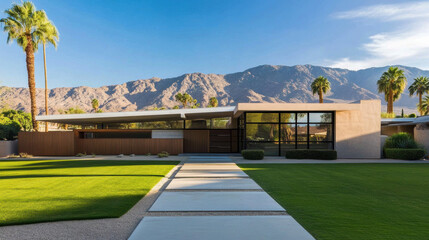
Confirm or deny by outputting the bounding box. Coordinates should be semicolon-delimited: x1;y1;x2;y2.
414;124;429;154
335;100;381;158
0;140;18;157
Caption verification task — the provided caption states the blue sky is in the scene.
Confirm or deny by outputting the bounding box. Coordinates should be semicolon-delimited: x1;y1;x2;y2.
0;0;427;88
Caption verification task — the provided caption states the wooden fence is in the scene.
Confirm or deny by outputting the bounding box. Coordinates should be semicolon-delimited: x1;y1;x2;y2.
18;131;75;156
18;130;183;156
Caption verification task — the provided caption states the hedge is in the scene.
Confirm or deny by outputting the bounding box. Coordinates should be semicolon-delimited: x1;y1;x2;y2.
285;149;337;160
384;148;426;160
241;149;264;160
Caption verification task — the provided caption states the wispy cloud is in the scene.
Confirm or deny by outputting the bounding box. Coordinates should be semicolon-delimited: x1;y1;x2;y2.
329;2;429;70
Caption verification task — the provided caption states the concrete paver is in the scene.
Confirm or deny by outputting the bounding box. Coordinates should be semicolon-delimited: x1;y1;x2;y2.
166;177;262;190
180;163;241;171
149;192;285;212
128;216;314;240
175;170;248;178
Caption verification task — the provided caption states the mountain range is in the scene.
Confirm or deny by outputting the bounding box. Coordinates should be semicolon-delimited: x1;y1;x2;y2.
1;64;427;114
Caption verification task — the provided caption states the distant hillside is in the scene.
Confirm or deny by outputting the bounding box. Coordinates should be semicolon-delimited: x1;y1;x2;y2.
0;64;425;114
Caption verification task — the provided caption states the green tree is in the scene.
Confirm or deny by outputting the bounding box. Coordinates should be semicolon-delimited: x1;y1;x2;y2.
377;67;407;114
208;97;218;108
1;110;32;131
37;16;58;132
173;105;180;109
91;99;99;112
0;116;21;140
419;95;429;115
311;76;330;103
408;76;429;116
59;107;86;114
175;93;200;108
1;1;53;131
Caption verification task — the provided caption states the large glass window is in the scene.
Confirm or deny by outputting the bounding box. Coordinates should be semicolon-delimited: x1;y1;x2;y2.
246;124;279;141
246;113;279;123
243;112;334;156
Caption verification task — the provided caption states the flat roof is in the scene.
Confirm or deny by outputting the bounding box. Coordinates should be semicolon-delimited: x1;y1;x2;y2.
36;100;380;125
382;116;429;126
36;106;236;124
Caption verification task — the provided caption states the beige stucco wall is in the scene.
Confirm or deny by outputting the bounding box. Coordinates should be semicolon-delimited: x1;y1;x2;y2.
335;100;381;158
0;140;18;157
414;124;429;154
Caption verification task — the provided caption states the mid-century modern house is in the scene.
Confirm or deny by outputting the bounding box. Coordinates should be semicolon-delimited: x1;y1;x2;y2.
18;100;381;158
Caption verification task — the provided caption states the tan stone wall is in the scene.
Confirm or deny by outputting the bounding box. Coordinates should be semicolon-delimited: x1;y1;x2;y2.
335;100;381;158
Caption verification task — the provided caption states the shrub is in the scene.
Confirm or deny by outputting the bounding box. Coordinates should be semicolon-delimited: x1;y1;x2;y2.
384;132;419;149
285;149;337;160
381;112;395;118
158;151;169;158
241;149;264;160
76;152;86;157
384;148;426;160
19;152;32;158
408;113;416;118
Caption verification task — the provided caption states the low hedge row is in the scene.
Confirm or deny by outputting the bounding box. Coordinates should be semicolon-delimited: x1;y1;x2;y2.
384;148;426;160
241;149;264;160
285;149;337;160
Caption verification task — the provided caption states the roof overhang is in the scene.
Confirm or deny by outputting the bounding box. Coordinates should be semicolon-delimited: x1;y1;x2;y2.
234;102;361;117
36;106;236;125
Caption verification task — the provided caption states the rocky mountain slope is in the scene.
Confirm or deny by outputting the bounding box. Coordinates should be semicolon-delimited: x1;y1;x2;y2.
1;64;425;114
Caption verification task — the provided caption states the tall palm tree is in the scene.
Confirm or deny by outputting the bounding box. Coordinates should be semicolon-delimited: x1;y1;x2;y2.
377;67;407;114
311;76;330;103
37;18;58;132
419;95;429;115
408;76;429;116
1;1;51;130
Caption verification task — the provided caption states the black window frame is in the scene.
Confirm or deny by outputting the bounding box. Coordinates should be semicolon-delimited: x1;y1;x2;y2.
241;111;335;156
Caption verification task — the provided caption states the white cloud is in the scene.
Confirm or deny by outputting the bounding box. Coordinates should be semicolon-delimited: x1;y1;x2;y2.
329;2;429;70
332;2;429;21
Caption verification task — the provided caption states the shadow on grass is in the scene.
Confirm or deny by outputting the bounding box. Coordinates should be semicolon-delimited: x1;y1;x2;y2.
0;174;165;180
1;194;144;227
0;160;179;172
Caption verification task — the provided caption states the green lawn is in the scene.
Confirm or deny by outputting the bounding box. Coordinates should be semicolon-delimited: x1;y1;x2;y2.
0;159;178;226
239;164;429;240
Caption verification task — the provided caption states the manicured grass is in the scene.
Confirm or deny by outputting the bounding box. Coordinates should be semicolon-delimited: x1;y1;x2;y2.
0;159;178;226
239;164;429;240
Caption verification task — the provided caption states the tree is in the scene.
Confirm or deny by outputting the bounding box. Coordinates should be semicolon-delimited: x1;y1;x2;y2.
175;93;200;108
311;76;330;103
419;95;429;115
408;76;429;116
1;1;53;131
377;67;407;114
91;98;99;112
59;107;86;114
173;105;180;109
1;109;32;131
37;16;58;132
208;97;218;108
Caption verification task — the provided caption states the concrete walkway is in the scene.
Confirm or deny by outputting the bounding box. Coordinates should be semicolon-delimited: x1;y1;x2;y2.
128;156;315;240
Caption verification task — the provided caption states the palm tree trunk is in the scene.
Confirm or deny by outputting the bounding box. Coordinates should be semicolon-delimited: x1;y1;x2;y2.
319;90;323;103
419;93;422;116
25;34;38;131
387;91;394;113
43;43;49;132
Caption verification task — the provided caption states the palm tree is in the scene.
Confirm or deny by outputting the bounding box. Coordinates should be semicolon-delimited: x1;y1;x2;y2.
377;67;407;114
37;18;58;132
408;76;429;116
311;76;330;103
1;2;51;130
91;98;99;112
419;95;429;115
